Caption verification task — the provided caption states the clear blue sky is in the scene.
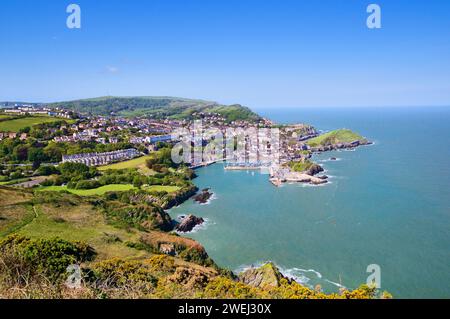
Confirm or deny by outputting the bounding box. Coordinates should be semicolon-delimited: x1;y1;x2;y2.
1;0;449;108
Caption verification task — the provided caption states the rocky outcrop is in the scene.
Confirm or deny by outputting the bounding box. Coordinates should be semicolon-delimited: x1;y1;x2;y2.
310;140;372;153
305;163;324;176
193;188;213;204
176;214;204;233
238;262;289;288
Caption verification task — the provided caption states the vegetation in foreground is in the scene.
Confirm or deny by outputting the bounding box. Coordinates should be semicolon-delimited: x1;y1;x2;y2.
0;186;392;299
0;112;389;299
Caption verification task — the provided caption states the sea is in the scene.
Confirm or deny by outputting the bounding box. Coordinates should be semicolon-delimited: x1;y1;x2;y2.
168;106;450;298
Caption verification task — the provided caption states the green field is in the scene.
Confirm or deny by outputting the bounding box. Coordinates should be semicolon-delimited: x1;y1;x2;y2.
38;184;136;196
0;116;63;132
98;155;155;175
307;129;367;147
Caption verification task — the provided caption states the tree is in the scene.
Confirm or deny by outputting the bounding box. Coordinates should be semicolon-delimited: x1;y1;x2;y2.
13;145;29;161
43;142;65;162
28;148;47;164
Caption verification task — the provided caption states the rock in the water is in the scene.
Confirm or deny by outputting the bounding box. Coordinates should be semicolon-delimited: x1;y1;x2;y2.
193;189;213;204
318;175;328;180
330;157;337;161
176;214;204;233
238;262;288;288
310;179;328;185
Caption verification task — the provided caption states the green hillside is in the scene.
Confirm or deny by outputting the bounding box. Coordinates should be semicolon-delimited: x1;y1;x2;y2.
45;96;262;122
307;129;368;147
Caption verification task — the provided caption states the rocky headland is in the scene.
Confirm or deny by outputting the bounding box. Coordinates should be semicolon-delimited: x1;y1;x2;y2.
238;262;291;288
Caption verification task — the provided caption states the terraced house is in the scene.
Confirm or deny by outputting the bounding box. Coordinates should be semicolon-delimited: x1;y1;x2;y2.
61;148;140;166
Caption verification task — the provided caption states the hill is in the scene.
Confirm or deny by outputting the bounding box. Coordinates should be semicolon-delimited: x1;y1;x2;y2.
45;96;263;122
307;129;368;147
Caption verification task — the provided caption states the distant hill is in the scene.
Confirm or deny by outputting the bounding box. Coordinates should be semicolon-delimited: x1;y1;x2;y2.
43;96;263;122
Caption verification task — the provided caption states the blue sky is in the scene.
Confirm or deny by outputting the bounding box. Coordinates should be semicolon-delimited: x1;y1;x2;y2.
1;0;449;108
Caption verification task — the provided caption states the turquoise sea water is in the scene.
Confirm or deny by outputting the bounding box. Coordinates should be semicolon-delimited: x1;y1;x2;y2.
169;107;450;298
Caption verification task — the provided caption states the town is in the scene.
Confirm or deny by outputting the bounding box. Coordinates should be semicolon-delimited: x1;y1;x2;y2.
0;102;369;188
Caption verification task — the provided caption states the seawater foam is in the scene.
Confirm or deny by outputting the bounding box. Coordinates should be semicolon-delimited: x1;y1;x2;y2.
318;158;342;163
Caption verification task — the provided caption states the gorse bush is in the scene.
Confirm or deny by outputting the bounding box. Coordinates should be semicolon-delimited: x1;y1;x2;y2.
91;258;157;291
0;235;96;283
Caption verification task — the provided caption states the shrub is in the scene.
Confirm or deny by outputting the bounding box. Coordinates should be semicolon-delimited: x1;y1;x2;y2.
36;165;59;176
0;235;96;283
90;258;157;293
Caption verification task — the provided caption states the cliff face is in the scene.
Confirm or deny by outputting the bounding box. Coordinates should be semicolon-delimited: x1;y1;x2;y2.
238;262;288;288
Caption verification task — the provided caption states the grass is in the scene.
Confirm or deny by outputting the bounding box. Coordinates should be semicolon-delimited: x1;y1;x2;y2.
0;187;35;238
0;204;36;238
287;161;315;172
307;129;366;147
16;200;149;261
98;155;156;175
38;184;136;196
0;116;63;132
0;187;147;260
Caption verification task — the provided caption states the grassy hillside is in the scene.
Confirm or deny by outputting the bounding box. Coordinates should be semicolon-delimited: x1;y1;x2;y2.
0;187;204;262
307;129;367;147
46;96;262;122
0;116;63;132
